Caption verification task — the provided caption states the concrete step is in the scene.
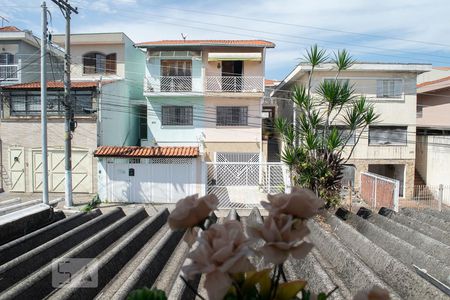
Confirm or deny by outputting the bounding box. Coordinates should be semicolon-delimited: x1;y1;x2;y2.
0;210;101;265
379;208;450;247
48;209;169;300
358;208;450;264
307;219;401;299
0;207;147;300
335;208;450;290
399;208;450;232
0;207;124;292
0;199;42;216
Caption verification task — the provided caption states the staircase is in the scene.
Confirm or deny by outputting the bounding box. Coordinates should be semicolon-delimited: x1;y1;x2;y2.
414;169;426;186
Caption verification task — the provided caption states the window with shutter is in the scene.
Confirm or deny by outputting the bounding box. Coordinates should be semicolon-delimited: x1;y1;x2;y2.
105;53;117;74
376;79;403;98
369;126;407;145
216;106;248;126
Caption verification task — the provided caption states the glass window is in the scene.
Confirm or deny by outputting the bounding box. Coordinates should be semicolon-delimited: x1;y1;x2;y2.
161;60;192;76
376;79;403;98
0;52;14;65
217;106;248;126
369;126;407;145
9;90;93;116
161;106;193;126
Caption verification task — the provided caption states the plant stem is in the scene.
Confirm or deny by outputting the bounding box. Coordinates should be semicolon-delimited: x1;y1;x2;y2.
271;264;283;299
327;286;339;297
180;275;206;300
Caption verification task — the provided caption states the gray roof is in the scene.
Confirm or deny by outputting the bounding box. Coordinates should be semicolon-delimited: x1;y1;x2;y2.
0;200;449;299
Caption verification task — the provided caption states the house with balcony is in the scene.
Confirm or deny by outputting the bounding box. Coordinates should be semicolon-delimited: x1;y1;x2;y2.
272;62;431;199
0;26;63;86
136;39;275;162
94;39;275;203
0;31;145;195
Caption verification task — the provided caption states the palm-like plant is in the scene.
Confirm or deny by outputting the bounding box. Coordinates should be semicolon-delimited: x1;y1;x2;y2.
277;45;379;206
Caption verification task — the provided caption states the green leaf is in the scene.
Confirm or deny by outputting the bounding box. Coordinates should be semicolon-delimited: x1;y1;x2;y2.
303;44;328;67
275;280;307;300
242;269;272;298
332;49;355;71
127;287;167;300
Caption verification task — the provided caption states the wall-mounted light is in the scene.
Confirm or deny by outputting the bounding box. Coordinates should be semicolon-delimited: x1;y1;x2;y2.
217;62;221;69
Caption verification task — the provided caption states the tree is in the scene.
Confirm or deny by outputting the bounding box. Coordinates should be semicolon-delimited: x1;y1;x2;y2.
275;45;379;207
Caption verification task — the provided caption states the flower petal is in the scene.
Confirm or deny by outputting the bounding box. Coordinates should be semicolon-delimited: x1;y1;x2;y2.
204;271;233;300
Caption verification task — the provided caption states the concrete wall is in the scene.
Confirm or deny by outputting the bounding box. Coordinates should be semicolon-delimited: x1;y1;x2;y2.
99;80;138;146
203;96;261;143
204;142;260;162
144;96;204;147
0;119;97;193
417;89;450;128
416;135;450;186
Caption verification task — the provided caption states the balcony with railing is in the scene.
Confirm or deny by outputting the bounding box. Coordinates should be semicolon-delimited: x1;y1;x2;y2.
0;64;20;83
205;76;264;93
144;75;205;95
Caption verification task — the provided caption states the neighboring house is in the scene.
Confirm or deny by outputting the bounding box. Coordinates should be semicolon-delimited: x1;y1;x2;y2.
0;32;145;194
95;39;275;203
415;73;450;196
0;26;63;86
272;62;431;199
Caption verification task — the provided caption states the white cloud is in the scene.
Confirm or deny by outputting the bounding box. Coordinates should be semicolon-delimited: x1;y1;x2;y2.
3;0;450;79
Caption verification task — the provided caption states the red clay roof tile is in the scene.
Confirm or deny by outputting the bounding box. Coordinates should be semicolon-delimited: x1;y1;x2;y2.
0;26;21;32
136;39;275;48
417;76;450;88
94;146;199;158
2;81;99;90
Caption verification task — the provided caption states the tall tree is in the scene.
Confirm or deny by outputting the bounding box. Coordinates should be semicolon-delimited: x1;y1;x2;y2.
276;45;379;206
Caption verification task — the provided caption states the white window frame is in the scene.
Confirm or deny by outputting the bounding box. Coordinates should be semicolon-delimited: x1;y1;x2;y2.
376;79;404;99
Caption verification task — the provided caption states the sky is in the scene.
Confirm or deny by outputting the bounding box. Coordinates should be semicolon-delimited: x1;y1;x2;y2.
2;0;450;80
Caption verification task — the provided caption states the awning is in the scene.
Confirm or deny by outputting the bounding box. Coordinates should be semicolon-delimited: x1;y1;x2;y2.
208;52;262;61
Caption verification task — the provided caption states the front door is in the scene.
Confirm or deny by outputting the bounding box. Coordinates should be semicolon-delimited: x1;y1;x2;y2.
9;147;25;192
222;61;243;91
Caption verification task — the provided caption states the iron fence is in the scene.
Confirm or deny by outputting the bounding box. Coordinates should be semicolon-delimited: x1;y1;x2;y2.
410;184;449;211
206;162;287;209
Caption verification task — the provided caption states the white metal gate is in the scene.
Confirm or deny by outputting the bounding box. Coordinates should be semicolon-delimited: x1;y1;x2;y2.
9;147;25;192
106;157;197;203
32;148;92;193
207;162;287;208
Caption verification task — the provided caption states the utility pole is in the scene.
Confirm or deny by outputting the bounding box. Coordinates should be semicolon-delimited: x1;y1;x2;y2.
41;1;49;205
51;0;78;207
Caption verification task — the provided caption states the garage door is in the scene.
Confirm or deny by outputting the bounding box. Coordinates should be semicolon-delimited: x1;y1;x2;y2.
32;148;92;193
106;157;196;203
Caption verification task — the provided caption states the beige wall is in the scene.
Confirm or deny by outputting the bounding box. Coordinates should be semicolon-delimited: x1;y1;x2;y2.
202;47;264;78
0;119;97;193
417;89;450;128
69;44;126;80
204;142;260;162
203;96;261;143
292;71;417;161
